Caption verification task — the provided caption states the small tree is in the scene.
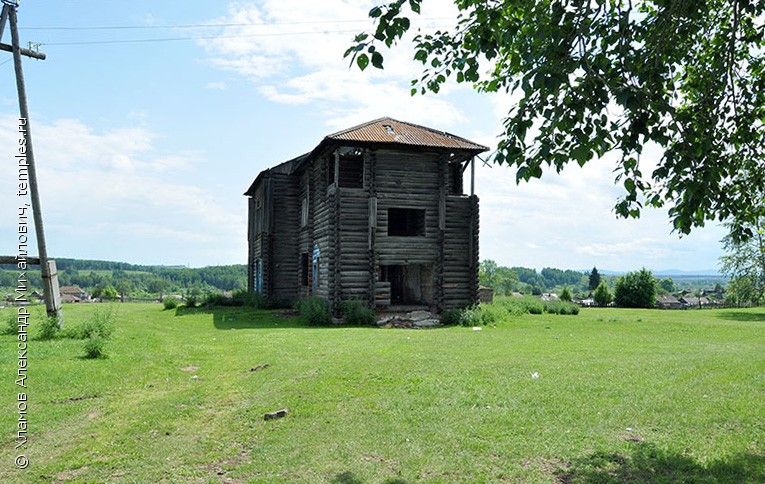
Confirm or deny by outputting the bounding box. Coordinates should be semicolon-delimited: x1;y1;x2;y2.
593;282;612;307
658;278;676;294
614;269;657;309
100;286;119;301
479;259;499;289
479;260;519;296
559;285;572;302
588;267;601;291
725;276;759;308
719;218;765;306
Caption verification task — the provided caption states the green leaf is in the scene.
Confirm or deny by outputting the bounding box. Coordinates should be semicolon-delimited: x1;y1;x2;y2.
356;54;369;71
571;145;590;166
409;0;421;14
371;51;384;69
624;177;636;194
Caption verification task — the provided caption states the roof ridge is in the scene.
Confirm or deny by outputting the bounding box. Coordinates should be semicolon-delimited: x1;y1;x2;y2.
325;116;396;139
324;117;488;151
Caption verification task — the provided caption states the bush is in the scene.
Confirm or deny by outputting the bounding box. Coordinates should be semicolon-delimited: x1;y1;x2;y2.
163;297;180;310
441;304;503;326
441;308;464;325
544;300;580;315
615;269;657;308
593;282;612;307
461;306;484;326
203;293;228;307
185;294;199;308
297;297;333;326
81;306;115;359
492;295;546;315
66;306;115;340
83;334;107;359
481;304;507;323
3;314;19;335
38;316;62;340
199;290;286;309
527;304;544;315
232;289;262;307
341;300;376;325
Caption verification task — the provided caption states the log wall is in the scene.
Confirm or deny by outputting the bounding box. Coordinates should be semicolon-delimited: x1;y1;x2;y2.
247;145;480;312
268;173;300;302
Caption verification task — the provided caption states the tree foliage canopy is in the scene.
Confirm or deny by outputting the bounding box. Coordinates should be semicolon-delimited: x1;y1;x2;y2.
479;259;520;295
593;281;612;307
347;0;765;241
614;268;657;308
588;267;601;291
719;218;765;305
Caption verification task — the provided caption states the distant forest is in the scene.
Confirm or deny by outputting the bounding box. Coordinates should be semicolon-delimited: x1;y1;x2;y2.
1;258;725;302
480;260;727;297
1;258;246;300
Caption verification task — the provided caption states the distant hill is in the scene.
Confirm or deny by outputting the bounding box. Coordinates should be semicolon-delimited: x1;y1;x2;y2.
1;258;247;298
579;268;724;278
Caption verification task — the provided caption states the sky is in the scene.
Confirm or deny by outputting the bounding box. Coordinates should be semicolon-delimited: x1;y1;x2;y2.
0;0;726;273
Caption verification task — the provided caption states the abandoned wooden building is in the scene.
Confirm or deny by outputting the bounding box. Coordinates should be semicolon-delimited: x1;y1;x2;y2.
245;117;488;313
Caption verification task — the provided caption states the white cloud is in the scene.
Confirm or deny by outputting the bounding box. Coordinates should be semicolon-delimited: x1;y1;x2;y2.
200;0;468;130
475;156;726;272
205;81;228;90
0;114;245;266
194;1;725;273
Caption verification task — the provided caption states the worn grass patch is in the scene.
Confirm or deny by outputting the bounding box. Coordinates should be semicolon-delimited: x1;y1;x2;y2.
1;303;764;482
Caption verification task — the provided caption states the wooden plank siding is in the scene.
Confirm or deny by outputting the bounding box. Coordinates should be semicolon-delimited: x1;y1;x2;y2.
442;195;479;308
310;153;332;301
338;192;371;300
268;173;300;303
245;119;485;314
246;185;264;294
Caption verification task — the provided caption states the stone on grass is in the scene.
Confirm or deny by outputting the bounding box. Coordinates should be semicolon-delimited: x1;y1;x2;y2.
264;408;289;421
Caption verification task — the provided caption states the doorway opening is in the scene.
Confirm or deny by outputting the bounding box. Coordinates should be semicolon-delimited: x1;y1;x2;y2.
379;264;433;306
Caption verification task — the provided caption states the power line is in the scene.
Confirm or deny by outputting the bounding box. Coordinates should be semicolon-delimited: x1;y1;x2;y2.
42;28;368;46
31;20;452;47
21;19;377;31
22;17;453;31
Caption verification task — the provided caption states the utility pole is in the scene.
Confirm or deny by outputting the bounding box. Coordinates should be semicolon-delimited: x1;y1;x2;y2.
1;1;62;319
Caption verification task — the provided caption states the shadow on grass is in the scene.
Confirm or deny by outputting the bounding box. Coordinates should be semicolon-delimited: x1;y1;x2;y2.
331;472;408;484
173;306;371;331
173;305;307;330
556;443;765;483
716;310;765;322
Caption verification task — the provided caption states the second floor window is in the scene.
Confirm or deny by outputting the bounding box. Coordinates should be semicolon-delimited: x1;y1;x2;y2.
388;208;426;236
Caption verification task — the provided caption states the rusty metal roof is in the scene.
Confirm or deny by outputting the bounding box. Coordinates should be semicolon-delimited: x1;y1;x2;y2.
246;117;488;195
325;117;488;152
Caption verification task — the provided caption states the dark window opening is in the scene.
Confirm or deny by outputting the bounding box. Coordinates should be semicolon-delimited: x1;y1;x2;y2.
300;196;308;227
325;156;333;188
300;253;309;286
388;208;426;236
338;155;364;188
449;163;464;195
379;265;390;283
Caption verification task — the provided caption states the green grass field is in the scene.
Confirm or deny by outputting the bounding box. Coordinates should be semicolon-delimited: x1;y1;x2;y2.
1;302;764;483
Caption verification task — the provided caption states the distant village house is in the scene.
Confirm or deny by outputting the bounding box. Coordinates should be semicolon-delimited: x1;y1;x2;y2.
59;285;91;303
